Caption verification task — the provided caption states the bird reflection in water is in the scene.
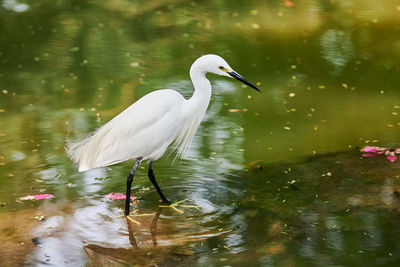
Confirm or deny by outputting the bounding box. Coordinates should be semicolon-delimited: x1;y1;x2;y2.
126;208;161;248
83;208;193;266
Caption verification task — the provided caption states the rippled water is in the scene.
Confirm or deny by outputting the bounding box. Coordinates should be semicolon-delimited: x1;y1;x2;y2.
1;0;400;266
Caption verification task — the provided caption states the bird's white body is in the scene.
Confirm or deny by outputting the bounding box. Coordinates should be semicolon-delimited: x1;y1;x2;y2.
67;55;229;172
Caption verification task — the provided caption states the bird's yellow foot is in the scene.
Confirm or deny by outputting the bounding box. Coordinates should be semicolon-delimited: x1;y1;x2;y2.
159;198;200;214
126;210;155;225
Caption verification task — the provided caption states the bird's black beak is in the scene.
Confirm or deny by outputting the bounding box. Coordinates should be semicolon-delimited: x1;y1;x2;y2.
228;71;261;93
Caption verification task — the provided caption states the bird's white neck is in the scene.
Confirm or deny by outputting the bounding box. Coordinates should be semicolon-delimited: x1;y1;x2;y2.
188;67;212;113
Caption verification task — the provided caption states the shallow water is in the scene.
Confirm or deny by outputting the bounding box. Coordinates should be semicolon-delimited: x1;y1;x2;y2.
1;0;400;266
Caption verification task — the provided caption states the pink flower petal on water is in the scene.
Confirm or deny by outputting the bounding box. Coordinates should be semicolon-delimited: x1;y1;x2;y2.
361;146;377;152
362;146;382;153
387;153;397;162
33;194;54;199
18;194;54;201
105;193;134;200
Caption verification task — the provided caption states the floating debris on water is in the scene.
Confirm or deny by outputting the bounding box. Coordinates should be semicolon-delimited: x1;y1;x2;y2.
18;194;54;201
361;146;400;162
105;193;135;200
229;108;248;112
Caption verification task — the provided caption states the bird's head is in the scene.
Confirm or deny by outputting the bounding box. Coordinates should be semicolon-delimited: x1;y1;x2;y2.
191;54;261;92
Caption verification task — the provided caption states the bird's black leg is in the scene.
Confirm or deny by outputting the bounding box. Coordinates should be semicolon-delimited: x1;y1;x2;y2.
148;159;169;203
125;157;143;216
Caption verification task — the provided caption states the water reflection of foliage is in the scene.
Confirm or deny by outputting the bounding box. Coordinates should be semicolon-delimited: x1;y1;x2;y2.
0;0;399;193
223;150;400;265
1;0;399;100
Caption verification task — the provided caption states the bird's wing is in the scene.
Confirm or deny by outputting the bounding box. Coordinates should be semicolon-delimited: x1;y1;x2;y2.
66;89;186;171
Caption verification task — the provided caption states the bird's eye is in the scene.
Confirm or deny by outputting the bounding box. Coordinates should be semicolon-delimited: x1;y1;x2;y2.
219;66;224;70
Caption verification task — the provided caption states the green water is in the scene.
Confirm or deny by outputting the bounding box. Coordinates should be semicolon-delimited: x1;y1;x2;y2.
1;0;400;266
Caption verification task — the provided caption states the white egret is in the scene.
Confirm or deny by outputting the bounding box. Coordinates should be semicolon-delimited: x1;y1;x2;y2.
66;54;261;216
